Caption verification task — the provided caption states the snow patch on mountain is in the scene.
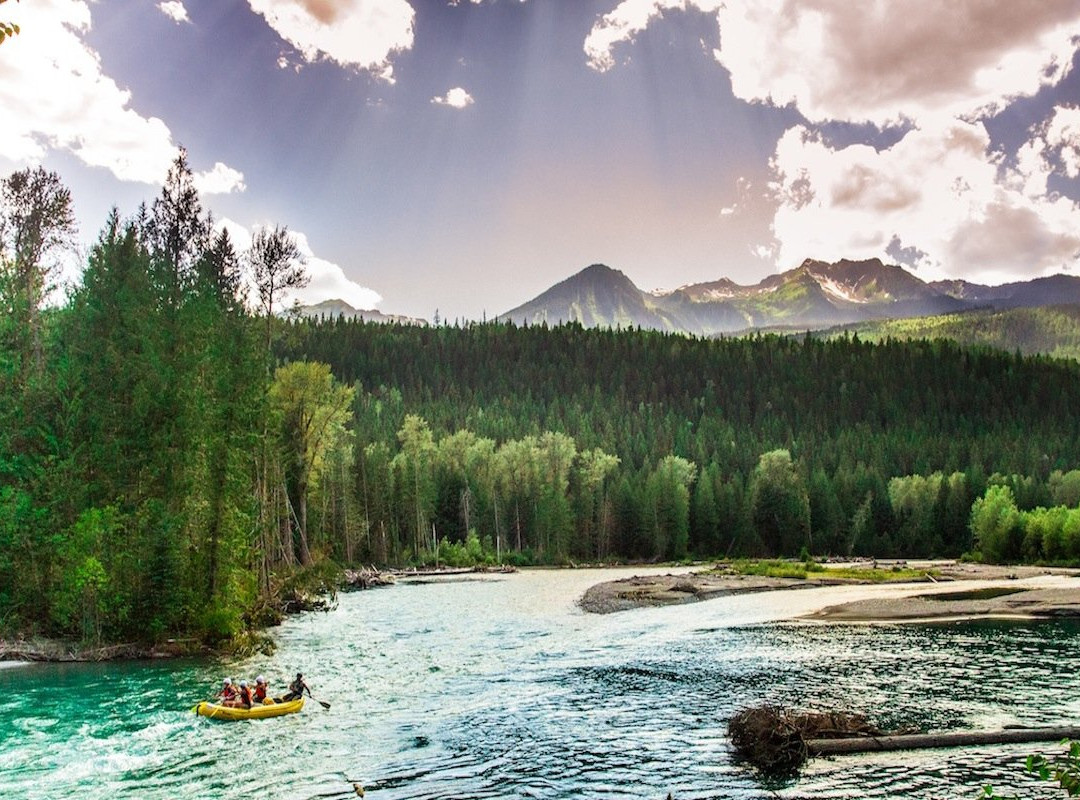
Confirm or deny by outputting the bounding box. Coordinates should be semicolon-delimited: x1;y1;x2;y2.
812;273;869;304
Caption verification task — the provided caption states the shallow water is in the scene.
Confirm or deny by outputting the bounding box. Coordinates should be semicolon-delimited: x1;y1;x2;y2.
1;567;1076;799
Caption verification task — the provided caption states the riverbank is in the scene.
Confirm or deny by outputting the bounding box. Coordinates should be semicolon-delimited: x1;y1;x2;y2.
577;561;1080;620
0;637;207;664
806;575;1080;622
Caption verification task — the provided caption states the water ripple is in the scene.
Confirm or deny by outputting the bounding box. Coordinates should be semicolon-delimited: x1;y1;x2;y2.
2;570;1079;799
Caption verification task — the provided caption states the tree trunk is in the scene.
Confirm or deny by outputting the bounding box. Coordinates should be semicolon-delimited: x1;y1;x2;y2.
298;480;312;566
806;727;1080;757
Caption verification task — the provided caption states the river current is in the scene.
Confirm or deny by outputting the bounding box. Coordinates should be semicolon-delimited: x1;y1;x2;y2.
2;567;1078;799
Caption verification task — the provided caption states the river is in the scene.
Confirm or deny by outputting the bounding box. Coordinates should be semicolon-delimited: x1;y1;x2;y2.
2;566;1078;799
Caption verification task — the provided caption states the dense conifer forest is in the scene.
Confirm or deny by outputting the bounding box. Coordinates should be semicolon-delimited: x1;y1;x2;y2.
4;158;1080;645
279;317;1080;567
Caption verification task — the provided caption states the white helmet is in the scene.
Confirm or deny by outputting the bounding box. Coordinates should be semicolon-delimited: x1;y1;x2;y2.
223;678;232;685
240;680;248;687
256;675;266;684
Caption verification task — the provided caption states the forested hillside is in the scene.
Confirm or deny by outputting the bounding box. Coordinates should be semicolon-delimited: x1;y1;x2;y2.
817;305;1080;360
6;157;1080;647
279;317;1080;566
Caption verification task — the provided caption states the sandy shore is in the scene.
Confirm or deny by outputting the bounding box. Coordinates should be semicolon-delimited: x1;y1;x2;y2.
578;561;1080;622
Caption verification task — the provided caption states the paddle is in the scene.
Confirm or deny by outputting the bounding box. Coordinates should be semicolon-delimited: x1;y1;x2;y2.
311;694;331;710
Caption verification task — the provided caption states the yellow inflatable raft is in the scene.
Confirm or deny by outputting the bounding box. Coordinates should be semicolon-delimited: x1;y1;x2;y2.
193;697;304;721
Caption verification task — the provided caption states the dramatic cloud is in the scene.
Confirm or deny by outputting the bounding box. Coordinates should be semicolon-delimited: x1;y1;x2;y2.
769;122;1080;282
712;0;1080;126
587;0;1080;282
220;220;383;311
588;1;1080;125
157;1;190;24
0;0;243;190
0;0;178;182
193;162;247;195
246;0;415;80
431;87;475;109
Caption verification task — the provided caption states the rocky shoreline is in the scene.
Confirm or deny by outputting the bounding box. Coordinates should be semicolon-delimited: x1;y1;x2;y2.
0;637;207;663
578;561;1080;621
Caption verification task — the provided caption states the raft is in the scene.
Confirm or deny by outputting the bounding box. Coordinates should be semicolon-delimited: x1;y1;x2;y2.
193;697;304;721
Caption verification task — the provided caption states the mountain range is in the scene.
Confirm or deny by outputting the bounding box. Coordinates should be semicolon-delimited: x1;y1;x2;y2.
292;298;426;326
499;258;1080;336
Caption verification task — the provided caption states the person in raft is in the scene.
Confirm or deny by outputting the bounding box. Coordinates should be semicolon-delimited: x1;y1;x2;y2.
253;675;272;704
216;677;239;706
281;672;312;702
236;679;254;709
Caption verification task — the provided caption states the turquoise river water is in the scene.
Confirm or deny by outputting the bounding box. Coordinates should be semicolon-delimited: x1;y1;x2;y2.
2;567;1079;799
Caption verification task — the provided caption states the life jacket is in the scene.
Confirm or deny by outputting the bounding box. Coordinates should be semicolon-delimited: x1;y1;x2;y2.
221;684;237;700
254;685;267;701
240;686;253;705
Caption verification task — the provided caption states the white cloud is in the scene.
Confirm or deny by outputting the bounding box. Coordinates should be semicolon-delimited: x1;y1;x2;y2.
1012;105;1080;203
157;1;190;24
0;0;243;188
588;0;1080;126
193;162;247;195
587;0;1080;282
585;0;723;72
220;219;383;311
0;0;176;182
1048;107;1080;179
431;87;474;109
246;0;414;80
769;121;1080;282
712;1;1080;126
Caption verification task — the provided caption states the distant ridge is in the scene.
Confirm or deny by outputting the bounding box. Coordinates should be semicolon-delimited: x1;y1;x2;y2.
816;304;1080;361
501;258;1080;336
293;298;427;326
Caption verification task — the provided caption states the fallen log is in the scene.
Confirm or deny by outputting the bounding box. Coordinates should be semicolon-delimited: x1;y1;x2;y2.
807;726;1080;757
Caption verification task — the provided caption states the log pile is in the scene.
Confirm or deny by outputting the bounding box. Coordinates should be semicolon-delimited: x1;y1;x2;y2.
343;567;396;590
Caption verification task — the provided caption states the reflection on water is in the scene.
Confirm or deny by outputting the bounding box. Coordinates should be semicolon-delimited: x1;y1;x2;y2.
1;568;1077;799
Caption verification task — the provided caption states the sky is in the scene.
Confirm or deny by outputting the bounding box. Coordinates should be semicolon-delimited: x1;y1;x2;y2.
2;0;1080;322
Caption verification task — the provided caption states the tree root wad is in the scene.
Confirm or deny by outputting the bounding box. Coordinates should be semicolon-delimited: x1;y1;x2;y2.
728;705;885;775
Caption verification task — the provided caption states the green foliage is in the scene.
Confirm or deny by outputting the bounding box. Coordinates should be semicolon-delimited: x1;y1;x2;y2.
970;485;1022;563
0;1;21;49
433;530;494;567
10;161;1080;645
824;304;1080;361
749;450;810;555
718;559;929;582
984;740;1080;798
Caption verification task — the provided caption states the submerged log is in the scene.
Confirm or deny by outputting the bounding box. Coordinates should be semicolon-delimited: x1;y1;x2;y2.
807;726;1080;756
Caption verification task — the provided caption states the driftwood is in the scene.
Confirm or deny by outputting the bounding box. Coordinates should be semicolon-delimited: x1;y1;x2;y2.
807;727;1080;756
342;567;396;590
730;704;1080;776
390;565;518;578
729;705;885;774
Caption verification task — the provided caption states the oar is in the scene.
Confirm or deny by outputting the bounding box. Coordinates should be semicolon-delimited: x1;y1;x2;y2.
311;695;331;710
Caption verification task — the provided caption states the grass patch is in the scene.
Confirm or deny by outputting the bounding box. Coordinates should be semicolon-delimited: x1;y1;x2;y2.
714;559;935;583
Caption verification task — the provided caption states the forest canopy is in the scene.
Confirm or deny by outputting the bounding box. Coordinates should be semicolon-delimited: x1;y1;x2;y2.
4;160;1080;645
